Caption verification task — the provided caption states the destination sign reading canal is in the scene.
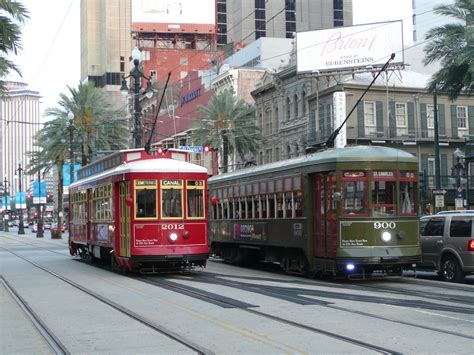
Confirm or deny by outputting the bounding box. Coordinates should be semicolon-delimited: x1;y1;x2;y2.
161;179;182;187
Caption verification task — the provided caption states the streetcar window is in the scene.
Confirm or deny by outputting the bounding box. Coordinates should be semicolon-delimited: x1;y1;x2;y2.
371;180;396;217
136;189;157;218
187;189;204;218
186;180;205;219
341;181;367;215
162;189;183;218
400;181;416;215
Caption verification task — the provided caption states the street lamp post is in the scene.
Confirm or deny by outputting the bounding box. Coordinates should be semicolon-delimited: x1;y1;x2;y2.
452;148;466;210
120;47;153;149
68;111;75;185
36;169;44;238
16;163;25;235
1;177;10;232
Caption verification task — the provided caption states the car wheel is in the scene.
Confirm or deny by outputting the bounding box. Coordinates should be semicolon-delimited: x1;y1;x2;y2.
440;255;464;283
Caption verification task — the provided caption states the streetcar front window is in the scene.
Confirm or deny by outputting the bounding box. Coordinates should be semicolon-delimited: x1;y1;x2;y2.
135;180;157;219
371;180;396;217
162;189;183;218
187;189;204;218
136;189;157;218
342;181;367;215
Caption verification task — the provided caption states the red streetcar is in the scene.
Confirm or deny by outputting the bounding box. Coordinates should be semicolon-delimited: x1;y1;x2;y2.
68;149;209;273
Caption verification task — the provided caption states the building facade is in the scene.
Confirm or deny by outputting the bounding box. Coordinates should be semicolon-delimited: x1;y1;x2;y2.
0;81;42;196
217;0;353;46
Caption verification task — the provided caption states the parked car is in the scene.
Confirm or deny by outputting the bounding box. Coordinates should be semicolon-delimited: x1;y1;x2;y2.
418;211;474;282
43;222;51;230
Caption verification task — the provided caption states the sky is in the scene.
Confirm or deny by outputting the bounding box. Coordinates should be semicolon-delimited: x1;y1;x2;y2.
7;0;80;116
5;0;421;118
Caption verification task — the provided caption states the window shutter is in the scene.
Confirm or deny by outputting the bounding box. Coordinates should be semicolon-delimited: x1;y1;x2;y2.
389;101;396;138
420;103;427;138
407;102;415;136
376;101;384;136
451;105;458;138
438;104;446;136
357;102;365;137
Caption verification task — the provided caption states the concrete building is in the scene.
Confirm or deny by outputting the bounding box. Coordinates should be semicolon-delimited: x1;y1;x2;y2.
218;0;353;46
0;81;41;196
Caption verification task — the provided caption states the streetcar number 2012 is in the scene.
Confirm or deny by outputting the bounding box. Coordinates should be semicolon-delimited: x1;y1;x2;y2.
373;221;396;229
161;224;185;230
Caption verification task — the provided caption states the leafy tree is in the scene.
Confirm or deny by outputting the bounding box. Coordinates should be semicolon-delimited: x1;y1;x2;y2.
192;90;260;173
424;0;473;100
0;0;29;96
28;81;129;230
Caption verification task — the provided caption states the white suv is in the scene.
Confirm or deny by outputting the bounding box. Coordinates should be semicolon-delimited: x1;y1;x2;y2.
418;211;474;282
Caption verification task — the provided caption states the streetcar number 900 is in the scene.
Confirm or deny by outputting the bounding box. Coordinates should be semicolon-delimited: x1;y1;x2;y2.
373;221;396;229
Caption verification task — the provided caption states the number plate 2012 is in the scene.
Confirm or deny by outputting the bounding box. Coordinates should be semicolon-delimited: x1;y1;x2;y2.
161;224;184;230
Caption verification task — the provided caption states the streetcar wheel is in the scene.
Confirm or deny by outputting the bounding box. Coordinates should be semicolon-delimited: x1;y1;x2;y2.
440;255;464;283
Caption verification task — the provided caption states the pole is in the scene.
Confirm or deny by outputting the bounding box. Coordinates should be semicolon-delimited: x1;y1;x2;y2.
17;163;25;235
3;177;9;232
36;170;44;238
133;60;142;149
433;92;441;213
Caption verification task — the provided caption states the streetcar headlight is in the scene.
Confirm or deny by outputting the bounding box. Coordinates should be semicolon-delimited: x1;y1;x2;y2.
382;232;392;242
169;233;178;242
346;263;355;271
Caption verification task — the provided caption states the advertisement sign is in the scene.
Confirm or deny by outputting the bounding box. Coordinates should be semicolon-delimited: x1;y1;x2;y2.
63;164;82;187
15;192;26;209
233;223;267;241
333;92;347;148
132;0;215;26
296;21;404;73
1;196;11;212
33;181;47;204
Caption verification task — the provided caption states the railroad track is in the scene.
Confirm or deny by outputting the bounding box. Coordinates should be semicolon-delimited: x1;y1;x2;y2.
1;276;70;355
141;272;474;342
0;246;214;355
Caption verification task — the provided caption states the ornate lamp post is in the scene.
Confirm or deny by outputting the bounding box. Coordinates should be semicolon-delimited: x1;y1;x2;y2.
16;163;25;235
452;148;466;210
1;177;10;232
120;47;153;149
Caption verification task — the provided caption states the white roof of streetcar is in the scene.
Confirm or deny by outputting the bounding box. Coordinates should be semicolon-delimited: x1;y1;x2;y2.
70;157;207;188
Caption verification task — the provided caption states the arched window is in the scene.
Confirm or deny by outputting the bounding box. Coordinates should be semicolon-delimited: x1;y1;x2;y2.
294;94;299;118
274;107;279;131
286;97;291;120
302;91;307;115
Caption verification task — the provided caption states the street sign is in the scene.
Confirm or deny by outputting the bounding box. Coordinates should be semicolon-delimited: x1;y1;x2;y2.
178;146;203;154
432;189;447;195
435;194;445;208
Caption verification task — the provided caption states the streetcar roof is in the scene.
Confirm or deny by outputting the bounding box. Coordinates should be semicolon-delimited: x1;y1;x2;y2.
70;158;207;188
209;145;417;183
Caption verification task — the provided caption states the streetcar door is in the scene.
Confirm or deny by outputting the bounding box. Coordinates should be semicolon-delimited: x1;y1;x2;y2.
313;172;337;258
118;181;131;257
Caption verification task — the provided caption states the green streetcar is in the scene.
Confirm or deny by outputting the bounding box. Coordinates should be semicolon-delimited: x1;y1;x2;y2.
208;145;421;278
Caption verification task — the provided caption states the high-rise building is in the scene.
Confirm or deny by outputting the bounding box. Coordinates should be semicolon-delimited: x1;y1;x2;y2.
0;81;41;195
80;0;132;91
217;0;353;47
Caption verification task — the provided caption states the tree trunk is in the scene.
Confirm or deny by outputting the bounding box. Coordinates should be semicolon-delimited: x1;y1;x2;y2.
222;131;229;173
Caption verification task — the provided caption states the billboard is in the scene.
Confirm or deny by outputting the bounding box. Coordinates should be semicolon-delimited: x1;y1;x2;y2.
132;0;216;26
296;21;404;73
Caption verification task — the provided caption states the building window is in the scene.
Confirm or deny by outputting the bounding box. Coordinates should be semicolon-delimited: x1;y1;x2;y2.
293;94;299;118
457;106;467;129
333;0;344;27
274;107;279;131
395;103;407;127
426;104;435;129
364;101;376;126
286;97;291;120
265;108;272;135
285;0;296;38
265;148;272;164
120;56;125;73
302;91;307;115
255;0;266;39
217;0;227;45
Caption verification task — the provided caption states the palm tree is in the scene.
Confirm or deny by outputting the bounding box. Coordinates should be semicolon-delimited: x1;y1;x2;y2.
424;0;473;100
192;89;260;173
0;0;29;96
45;81;129;165
28;82;129;231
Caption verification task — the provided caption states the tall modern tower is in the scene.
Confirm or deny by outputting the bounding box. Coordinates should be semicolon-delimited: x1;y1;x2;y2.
80;0;132;91
217;0;353;47
0;81;42;195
